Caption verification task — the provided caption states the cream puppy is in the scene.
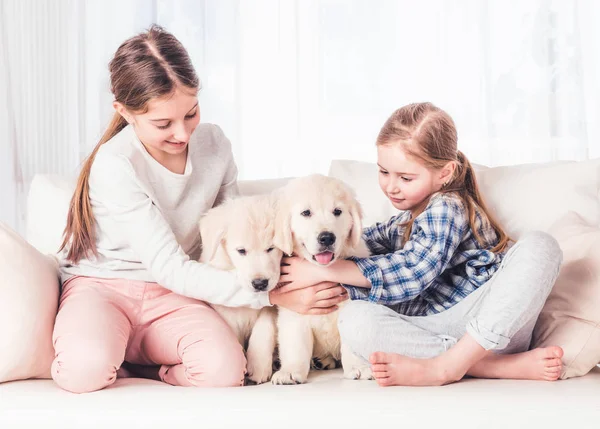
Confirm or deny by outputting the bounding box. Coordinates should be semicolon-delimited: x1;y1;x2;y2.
199;194;281;384
271;174;373;385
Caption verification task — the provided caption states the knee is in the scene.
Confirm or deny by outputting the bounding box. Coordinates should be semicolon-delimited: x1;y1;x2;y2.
52;346;119;393
184;338;247;388
511;231;563;299
518;231;563;267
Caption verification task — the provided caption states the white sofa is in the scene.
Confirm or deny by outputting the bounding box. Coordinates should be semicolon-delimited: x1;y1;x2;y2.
2;159;600;429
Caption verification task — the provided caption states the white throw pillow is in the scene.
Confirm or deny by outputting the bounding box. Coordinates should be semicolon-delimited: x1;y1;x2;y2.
532;212;600;379
328;160;398;227
0;223;59;383
475;159;600;238
26;174;74;256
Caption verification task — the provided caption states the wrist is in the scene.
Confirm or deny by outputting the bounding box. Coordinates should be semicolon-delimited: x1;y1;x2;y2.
324;260;342;283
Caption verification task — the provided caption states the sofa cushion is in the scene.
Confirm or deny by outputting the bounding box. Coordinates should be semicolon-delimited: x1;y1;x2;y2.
2;368;600;428
26;175;74;256
475;159;600;237
532;212;600;379
0;223;59;383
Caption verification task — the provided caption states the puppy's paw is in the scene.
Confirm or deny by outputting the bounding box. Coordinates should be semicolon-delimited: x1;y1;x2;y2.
312;356;338;370
246;362;273;385
271;370;307;385
344;365;374;380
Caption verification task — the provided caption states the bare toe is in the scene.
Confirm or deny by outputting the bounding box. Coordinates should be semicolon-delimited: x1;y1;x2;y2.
373;371;388;379
547;357;562;367
545;346;564;359
370;352;389;365
544;371;561;381
377;377;392;387
371;363;387;372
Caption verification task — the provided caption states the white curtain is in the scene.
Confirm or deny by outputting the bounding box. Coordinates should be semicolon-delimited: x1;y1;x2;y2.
2;0;600;235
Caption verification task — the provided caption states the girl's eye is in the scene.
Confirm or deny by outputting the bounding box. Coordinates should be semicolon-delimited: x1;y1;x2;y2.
266;247;274;253
401;176;412;182
333;208;342;216
155;111;196;130
379;170;389;175
301;210;311;217
237;248;247;256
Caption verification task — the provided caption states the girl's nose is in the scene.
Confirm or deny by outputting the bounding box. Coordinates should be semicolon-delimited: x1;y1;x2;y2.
387;181;400;195
173;123;191;143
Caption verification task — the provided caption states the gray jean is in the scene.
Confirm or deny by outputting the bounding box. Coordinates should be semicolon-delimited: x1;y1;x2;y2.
338;231;563;360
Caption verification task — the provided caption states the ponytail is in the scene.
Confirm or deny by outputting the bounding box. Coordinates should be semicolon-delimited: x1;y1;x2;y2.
444;151;511;253
58;113;128;262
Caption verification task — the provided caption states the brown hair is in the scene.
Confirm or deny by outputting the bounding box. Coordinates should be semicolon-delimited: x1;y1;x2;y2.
377;102;510;253
59;25;200;262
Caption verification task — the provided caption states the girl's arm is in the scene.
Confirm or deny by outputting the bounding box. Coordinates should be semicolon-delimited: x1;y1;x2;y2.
277;257;370;294
89;151;270;309
280;196;468;306
360;213;407;255
275;213;407;292
349;197;468;305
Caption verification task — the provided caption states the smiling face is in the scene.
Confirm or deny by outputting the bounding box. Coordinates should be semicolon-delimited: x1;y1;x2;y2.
114;86;200;168
377;143;444;212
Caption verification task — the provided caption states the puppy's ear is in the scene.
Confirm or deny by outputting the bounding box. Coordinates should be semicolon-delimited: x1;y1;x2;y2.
273;190;294;256
199;203;233;269
347;197;365;251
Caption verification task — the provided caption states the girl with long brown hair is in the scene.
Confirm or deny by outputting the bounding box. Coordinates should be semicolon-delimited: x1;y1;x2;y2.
52;25;346;393
279;102;564;386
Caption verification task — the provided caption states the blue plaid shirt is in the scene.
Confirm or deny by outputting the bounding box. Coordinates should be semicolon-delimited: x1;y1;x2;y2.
345;192;508;316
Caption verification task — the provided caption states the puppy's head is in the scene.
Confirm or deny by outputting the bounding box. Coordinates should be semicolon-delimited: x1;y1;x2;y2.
199;194;282;293
274;174;364;266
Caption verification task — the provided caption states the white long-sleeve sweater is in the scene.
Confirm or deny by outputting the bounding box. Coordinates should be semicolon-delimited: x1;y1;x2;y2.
59;123;271;309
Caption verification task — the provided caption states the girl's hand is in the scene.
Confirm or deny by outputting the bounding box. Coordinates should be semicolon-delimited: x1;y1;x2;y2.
278;256;330;292
269;281;348;315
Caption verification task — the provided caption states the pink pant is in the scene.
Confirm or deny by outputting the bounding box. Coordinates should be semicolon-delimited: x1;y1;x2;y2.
51;276;246;393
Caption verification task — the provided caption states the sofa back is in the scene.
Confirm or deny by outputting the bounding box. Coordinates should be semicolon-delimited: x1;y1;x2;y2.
26;158;600;256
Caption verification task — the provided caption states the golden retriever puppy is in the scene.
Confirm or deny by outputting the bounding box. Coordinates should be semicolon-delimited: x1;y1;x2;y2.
270;174;373;385
199;194;282;384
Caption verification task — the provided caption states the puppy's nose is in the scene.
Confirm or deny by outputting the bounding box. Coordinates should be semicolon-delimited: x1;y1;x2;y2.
251;278;269;291
318;231;336;246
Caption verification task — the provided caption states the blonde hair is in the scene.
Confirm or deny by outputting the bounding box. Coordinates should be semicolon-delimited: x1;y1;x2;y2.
59;25;200;262
377;102;510;253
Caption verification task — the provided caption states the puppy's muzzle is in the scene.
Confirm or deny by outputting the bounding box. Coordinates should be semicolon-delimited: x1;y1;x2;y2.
317;231;336;248
251;278;269;291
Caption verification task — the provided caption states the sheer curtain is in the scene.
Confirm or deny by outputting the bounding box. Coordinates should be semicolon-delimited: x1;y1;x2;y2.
2;0;599;235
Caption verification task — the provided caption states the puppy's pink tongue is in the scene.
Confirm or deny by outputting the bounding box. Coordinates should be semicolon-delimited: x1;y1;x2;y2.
315;252;334;265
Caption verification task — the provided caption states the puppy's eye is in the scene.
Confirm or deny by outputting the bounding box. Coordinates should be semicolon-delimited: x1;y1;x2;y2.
266;247;274;253
301;210;311;217
333;208;342;216
237;248;247;256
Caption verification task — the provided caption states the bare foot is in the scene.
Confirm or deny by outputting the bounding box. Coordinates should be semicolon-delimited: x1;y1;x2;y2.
369;352;461;387
467;346;564;381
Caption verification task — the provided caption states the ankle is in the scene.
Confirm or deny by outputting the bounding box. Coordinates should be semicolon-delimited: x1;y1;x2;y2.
431;356;465;383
